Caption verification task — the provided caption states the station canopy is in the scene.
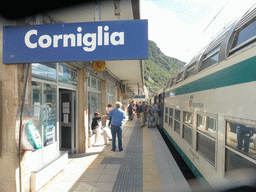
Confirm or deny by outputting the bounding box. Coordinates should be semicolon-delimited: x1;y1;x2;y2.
47;2;146;93
3;3;147;93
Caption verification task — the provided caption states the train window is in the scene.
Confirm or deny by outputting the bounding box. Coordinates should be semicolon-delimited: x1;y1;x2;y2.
200;53;219;72
165;107;168;115
196;114;217;165
230;18;256;55
197;114;217;139
165;107;168;124
197;132;216;165
174;110;181;135
169;108;173;128
169;108;173;116
205;45;220;58
184;111;193;125
225;148;256;179
185;62;196;79
169;78;175;87
175;110;181;121
166;80;171;88
176;71;183;84
183;111;193;145
226;121;256;161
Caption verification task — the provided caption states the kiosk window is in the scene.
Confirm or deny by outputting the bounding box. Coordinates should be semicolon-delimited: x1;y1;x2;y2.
32;81;57;148
32;81;42;106
32;63;57;81
107;84;114;105
91;77;97;89
58;63;78;85
42;84;57;146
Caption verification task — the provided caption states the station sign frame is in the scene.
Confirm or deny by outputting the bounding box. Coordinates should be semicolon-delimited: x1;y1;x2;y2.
3;20;148;64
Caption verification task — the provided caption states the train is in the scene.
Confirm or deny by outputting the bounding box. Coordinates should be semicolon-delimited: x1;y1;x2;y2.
151;3;256;189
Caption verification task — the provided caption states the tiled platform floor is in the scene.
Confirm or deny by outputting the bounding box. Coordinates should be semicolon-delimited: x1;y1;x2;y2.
38;118;191;192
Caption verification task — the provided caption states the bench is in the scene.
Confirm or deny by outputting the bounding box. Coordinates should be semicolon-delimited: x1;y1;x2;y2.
31;151;68;192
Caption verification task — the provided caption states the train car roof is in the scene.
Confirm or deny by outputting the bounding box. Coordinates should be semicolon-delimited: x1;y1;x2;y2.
160;2;256;92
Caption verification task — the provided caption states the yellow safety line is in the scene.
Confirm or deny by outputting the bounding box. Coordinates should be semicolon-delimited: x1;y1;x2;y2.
143;127;163;191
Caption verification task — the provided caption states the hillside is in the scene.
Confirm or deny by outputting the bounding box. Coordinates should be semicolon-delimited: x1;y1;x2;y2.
144;40;185;92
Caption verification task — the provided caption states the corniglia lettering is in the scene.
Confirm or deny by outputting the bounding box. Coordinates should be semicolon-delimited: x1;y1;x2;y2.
24;26;125;52
24;29;37;49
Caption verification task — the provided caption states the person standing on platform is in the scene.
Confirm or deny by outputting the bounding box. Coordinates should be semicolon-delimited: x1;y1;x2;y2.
107;102;126;152
136;102;141;118
127;102;135;121
91;112;110;145
140;101;146;127
147;104;155;128
106;103;114;127
153;103;160;128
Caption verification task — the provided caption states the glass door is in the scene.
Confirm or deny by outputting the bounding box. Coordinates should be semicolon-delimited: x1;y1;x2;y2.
59;89;76;154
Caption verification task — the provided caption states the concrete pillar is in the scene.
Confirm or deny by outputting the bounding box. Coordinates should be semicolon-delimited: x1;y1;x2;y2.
101;80;107;126
114;85;118;103
0;31;21;192
117;88;122;101
78;68;89;153
117;88;120;101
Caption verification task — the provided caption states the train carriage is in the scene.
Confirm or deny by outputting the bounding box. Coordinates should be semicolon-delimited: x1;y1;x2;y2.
155;4;256;188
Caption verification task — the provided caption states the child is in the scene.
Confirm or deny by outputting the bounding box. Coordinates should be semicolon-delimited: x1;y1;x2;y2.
147;105;155;128
91;112;111;145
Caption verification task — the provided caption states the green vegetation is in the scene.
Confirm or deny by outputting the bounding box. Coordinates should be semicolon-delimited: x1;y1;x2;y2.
144;40;185;92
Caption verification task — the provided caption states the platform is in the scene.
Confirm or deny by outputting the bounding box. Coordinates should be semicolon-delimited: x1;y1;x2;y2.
38;118;191;192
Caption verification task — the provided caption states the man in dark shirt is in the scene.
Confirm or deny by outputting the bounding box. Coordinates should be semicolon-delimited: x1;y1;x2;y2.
92;112;102;130
91;112;109;145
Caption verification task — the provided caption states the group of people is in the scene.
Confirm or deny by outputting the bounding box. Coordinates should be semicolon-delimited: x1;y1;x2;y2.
127;101;161;128
91;102;126;152
91;100;161;152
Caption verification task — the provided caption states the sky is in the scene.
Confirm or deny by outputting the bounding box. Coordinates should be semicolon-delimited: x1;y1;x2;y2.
141;0;256;63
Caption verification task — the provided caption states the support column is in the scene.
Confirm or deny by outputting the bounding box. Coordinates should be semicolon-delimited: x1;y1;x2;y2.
114;85;118;103
78;68;89;153
117;88;122;102
101;80;107;126
0;30;21;192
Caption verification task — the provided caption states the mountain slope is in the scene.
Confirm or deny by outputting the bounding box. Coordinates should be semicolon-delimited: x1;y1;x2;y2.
144;40;185;92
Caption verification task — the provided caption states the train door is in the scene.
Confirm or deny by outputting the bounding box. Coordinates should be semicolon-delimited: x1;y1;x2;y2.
159;93;164;129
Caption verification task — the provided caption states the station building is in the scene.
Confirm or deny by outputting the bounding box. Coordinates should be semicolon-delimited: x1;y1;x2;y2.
0;1;145;191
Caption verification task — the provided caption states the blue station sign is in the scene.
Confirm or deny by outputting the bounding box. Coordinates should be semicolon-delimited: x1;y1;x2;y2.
3;20;148;64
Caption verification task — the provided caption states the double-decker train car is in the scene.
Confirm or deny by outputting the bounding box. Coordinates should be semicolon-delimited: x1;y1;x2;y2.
150;87;164;106
154;4;256;189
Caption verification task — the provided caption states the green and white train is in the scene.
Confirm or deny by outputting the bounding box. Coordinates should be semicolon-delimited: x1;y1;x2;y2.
152;4;256;189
